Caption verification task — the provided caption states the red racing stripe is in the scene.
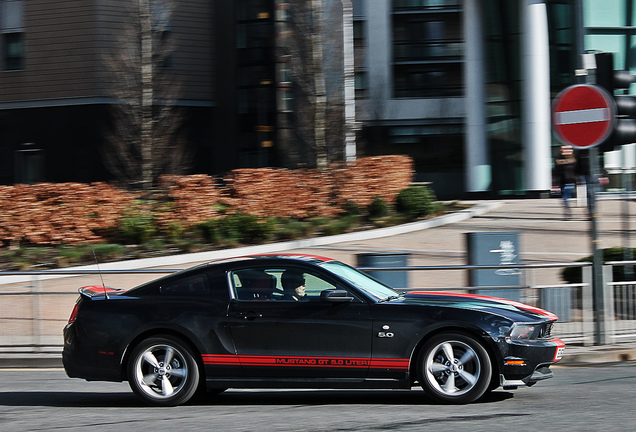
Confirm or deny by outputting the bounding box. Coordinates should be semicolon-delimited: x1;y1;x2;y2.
202;354;409;369
409;291;559;321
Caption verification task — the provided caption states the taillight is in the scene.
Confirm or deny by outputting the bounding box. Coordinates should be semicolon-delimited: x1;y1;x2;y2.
68;303;80;324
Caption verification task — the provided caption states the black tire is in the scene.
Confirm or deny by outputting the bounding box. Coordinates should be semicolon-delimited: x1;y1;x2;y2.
417;332;492;404
127;335;200;406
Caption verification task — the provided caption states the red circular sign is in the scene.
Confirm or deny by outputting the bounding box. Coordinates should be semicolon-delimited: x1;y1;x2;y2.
552;84;616;148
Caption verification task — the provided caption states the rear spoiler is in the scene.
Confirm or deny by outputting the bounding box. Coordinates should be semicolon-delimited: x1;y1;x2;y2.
79;286;124;299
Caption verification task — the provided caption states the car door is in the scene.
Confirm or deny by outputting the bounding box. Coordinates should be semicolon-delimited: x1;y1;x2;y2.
226;266;373;379
153;270;242;380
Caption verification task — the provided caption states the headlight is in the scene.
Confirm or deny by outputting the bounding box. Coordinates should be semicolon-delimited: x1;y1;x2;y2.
508;324;537;341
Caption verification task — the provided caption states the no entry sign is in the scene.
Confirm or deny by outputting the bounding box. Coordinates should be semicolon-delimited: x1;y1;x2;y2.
552;84;616;149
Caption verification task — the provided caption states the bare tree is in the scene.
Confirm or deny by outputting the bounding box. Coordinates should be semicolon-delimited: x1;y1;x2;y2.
103;0;189;189
341;0;356;163
277;0;333;170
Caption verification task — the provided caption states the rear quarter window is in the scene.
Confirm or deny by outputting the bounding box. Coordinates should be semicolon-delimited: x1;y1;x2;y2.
160;274;210;296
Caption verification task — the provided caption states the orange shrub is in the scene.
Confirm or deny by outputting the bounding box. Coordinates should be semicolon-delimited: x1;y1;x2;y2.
0;156;414;245
0;183;135;246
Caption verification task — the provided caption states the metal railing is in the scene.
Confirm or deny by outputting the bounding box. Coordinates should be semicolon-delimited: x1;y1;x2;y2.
2;261;636;355
605;261;636;343
0;269;179;354
359;261;635;346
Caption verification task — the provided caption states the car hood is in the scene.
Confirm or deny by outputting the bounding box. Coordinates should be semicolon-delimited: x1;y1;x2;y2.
402;291;558;322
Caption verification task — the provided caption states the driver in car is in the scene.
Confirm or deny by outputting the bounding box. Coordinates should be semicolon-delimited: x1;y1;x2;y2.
281;270;308;301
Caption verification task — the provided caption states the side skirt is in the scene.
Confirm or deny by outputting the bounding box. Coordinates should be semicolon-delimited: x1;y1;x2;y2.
205;377;411;390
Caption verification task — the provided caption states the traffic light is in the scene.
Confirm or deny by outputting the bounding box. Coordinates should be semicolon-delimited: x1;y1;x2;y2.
594;52;636;152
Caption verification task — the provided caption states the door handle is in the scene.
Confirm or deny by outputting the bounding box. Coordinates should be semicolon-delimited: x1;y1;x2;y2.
234;311;263;320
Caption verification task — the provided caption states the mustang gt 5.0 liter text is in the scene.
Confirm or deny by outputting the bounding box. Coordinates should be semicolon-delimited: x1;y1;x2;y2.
63;254;565;406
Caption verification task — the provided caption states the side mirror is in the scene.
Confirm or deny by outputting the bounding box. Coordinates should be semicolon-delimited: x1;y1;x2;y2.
320;289;354;303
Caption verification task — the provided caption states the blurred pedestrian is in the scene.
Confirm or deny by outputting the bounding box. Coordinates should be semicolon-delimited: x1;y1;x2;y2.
554;145;577;219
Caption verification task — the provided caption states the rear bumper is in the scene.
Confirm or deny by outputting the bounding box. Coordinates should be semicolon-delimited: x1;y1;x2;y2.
63;323;123;382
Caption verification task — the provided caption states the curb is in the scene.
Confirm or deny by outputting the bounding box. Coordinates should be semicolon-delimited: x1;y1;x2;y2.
556;344;636;366
0;354;62;369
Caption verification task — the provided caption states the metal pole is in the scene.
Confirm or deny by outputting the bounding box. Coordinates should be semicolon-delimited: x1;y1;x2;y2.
32;275;42;352
581;265;594;346
584;57;606;345
589;146;606;345
622;149;633;279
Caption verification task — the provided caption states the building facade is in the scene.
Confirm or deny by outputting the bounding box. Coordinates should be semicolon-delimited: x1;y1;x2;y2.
1;0;585;200
215;0;583;199
353;0;581;198
0;0;214;185
583;0;636;181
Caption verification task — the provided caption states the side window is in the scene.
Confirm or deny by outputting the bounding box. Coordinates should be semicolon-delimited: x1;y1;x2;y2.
230;267;339;301
160;274;210;296
278;268;337;301
231;269;277;300
303;273;336;297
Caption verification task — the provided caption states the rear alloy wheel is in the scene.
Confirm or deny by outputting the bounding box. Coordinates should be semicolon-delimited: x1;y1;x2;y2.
128;335;200;406
418;332;492;404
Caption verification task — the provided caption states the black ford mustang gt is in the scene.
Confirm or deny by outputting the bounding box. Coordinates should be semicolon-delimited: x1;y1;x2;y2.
63;254;564;406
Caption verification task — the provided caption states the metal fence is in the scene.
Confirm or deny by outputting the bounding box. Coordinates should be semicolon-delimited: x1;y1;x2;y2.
1;262;636;355
605;261;636;344
0;269;178;354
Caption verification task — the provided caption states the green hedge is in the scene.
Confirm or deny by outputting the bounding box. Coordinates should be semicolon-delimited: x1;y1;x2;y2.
395;186;437;219
561;247;636;283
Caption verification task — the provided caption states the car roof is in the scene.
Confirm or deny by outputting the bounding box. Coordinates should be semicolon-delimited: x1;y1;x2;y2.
207;253;336;267
125;254;339;295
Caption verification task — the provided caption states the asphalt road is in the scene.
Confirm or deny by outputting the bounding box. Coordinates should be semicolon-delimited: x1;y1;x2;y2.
1;364;635;432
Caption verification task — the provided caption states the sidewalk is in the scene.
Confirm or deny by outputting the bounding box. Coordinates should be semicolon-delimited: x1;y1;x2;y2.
1;343;634;369
2;196;636;369
557;342;636;366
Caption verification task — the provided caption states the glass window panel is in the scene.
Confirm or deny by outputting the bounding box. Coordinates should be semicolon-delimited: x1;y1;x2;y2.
381;125;464;171
392;10;461;62
583;0;625;27
14;149;45;184
4;32;23;70
237;22;272;49
585;34;626;64
629;36;636;74
353;20;364;40
551;3;574;29
237;0;273;21
393;0;460;10
1;0;23;30
353;0;366;17
278;88;294;111
393;63;462;97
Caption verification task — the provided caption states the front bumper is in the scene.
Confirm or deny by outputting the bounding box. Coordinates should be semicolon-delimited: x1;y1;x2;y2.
498;337;565;389
500;366;553;389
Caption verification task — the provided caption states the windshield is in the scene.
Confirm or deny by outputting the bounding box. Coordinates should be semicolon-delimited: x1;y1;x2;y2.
319;261;400;301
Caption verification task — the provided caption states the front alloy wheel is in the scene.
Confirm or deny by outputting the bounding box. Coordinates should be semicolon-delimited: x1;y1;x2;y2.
418;332;492;404
128;335;200;406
